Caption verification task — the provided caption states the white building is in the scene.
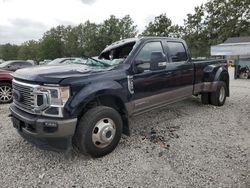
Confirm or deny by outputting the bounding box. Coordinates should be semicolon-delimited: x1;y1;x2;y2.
211;37;250;79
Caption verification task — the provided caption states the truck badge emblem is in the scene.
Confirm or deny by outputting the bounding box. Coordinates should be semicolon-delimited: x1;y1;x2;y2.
12;89;22;102
127;75;134;94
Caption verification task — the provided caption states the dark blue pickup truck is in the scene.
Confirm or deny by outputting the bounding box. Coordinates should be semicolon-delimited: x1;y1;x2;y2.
10;37;229;157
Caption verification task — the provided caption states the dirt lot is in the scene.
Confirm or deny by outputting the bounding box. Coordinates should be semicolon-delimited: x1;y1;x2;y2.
0;76;249;187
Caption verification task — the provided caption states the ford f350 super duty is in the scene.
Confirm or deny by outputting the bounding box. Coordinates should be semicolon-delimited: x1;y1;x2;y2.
10;37;229;157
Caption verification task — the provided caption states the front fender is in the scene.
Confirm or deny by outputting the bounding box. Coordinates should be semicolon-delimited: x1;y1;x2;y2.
65;81;127;117
0;73;13;81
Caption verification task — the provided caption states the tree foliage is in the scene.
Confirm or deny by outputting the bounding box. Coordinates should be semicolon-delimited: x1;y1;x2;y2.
184;5;210;57
184;0;250;57
142;14;183;38
18;40;40;61
0;43;19;60
0;15;137;61
205;0;250;44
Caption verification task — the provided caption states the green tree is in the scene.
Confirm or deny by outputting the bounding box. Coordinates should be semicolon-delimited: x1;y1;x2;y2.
77;21;101;56
37;15;137;58
0;43;20;60
18;40;40;61
39;26;65;59
142;14;183;37
63;26;83;57
142;14;173;36
97;15;137;54
119;15;138;39
184;5;210;57
40;34;63;60
205;0;250;45
183;0;250;57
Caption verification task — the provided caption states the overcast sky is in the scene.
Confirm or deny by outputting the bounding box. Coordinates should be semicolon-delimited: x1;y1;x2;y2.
0;0;208;44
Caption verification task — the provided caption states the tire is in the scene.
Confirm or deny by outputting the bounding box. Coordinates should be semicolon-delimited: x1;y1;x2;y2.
0;82;12;104
73;106;123;158
201;92;210;105
210;82;227;106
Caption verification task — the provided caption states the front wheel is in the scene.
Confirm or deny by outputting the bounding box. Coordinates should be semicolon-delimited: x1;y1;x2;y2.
210;82;227;106
73;106;123;158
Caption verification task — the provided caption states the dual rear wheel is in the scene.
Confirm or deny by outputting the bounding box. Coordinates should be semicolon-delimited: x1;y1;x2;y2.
201;82;227;106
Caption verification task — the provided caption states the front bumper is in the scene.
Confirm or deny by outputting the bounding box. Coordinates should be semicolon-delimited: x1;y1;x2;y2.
10;104;77;151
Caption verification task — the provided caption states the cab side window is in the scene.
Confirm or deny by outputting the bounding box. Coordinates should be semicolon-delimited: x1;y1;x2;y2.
167;42;188;62
22;61;32;67
135;41;166;71
11;62;20;67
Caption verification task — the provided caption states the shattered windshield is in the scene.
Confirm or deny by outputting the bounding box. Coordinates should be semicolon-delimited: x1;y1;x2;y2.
69;57;125;67
47;58;67;65
48;40;137;68
99;41;137;60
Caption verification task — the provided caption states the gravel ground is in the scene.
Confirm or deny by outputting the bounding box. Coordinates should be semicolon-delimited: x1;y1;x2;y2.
0;72;249;187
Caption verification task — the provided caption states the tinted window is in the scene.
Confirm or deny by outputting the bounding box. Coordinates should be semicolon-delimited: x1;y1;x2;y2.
167;42;188;62
22;61;32;66
11;61;21;66
12;61;31;66
135;41;166;71
136;41;164;62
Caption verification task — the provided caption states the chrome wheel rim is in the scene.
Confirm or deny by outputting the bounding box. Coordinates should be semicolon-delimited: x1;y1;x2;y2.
219;86;225;103
0;85;12;103
92;118;116;148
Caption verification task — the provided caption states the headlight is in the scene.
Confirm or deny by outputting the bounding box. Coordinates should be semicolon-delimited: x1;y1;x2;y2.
34;86;70;117
48;87;70;106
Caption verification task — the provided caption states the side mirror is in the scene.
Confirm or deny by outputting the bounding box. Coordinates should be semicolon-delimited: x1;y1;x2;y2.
134;60;145;74
150;52;166;71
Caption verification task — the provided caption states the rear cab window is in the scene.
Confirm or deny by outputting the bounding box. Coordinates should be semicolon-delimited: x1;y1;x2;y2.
167;41;188;62
22;61;32;66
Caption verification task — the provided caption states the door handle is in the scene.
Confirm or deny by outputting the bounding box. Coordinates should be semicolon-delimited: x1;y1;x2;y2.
165;72;171;75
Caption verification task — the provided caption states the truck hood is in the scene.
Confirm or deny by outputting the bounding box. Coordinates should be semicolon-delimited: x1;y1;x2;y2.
13;64;111;84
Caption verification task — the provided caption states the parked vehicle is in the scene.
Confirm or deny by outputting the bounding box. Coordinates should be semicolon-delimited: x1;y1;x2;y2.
10;37;229;157
0;60;33;72
39;59;51;65
239;65;250;79
0;69;13;103
46;57;86;65
26;60;36;65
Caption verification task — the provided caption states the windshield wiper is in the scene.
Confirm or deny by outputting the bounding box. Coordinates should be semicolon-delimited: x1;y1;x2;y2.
82;54;110;67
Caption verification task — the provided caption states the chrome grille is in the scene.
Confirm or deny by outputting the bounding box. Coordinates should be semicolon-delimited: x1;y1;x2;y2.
12;80;36;113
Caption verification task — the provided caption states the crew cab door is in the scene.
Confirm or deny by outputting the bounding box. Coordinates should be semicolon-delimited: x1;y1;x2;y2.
130;40;194;115
163;40;194;93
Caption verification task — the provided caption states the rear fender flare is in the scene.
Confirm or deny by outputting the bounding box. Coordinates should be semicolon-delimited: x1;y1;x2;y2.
214;67;230;96
198;65;229;96
214;66;228;81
